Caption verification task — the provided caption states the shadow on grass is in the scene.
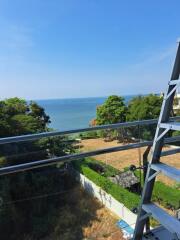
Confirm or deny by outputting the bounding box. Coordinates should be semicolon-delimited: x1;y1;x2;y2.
0;169;102;240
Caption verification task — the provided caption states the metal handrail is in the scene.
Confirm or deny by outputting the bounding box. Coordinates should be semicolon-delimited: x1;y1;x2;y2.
0;135;180;176
0;116;180;145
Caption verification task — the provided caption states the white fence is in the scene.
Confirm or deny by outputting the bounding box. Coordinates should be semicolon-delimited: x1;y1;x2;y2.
74;171;137;229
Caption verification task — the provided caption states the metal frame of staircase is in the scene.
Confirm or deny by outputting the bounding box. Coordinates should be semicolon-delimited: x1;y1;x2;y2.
133;40;180;240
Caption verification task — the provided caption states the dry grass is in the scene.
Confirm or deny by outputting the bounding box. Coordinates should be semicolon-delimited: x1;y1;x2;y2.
43;186;124;240
80;138;180;186
83;205;124;240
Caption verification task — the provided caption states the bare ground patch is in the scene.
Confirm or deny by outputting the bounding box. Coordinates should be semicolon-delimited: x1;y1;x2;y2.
80;138;180;186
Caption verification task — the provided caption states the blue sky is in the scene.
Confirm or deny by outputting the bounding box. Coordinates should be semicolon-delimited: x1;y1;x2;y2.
0;0;179;100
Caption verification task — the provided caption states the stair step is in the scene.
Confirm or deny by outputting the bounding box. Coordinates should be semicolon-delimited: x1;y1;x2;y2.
151;163;180;182
142;203;180;238
160;122;180;131
142;226;179;240
168;79;180;85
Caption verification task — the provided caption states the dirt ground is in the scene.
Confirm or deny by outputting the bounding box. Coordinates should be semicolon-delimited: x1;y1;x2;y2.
80;138;180;186
82;205;124;240
69;187;125;240
43;186;124;240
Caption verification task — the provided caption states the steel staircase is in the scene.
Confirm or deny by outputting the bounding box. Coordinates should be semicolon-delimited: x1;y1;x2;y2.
133;40;180;240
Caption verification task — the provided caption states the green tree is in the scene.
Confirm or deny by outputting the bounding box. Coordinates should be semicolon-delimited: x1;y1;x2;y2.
0;98;51;137
126;94;163;140
29;101;51;129
127;94;162;121
95;96;127;141
96;95;127;125
0;98;74;240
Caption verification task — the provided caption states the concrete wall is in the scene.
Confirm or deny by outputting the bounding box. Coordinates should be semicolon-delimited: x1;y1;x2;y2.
74;171;137;229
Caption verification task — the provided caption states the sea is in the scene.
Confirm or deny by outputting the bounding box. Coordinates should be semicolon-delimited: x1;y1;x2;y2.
36;95;135;131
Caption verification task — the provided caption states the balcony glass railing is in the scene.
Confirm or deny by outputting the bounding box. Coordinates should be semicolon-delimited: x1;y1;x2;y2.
0;117;180;239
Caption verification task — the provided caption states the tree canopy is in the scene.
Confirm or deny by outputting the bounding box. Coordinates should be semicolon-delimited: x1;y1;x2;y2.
92;94;163;141
126;94;163;121
0;97;74;240
96;95;127;125
0;98;51;137
126;94;163;140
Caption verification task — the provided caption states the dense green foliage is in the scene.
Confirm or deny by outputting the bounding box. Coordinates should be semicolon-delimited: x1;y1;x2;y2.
153;181;180;210
0;98;50;137
93;94;163;141
74;159;140;210
134;170;180;210
127;94;162;121
96;95;127;125
126;94;163;140
77;158;180;212
82;157;120;177
0;98;74;240
95;95;127;140
79;131;99;139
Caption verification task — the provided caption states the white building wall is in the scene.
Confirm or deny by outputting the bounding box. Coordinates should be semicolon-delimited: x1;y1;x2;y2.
74;171;137;228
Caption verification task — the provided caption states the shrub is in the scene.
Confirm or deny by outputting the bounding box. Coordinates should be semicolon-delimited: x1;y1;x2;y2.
153;181;180;210
134;170;180;210
73;159;140;210
79;131;98;139
84;157;120;177
74;158;180;212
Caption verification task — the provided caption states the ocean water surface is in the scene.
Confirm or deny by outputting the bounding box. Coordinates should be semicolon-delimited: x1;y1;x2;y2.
37;96;135;131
